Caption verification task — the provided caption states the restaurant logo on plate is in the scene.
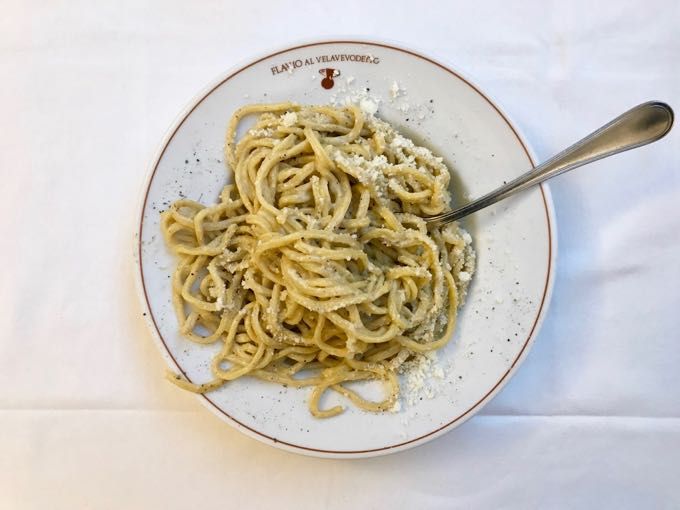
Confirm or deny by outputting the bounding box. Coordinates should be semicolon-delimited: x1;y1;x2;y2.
269;52;381;89
318;68;340;89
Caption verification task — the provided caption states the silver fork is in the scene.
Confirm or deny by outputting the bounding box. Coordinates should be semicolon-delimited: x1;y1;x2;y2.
426;101;674;227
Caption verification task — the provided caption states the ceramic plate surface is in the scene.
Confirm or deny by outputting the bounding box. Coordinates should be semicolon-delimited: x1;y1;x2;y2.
136;40;556;458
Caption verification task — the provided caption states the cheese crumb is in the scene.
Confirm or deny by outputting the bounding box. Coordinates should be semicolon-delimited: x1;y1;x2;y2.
281;112;298;127
359;98;379;115
248;128;273;137
399;351;447;406
389;80;400;99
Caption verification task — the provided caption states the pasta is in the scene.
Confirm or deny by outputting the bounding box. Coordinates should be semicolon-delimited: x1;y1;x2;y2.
160;102;475;418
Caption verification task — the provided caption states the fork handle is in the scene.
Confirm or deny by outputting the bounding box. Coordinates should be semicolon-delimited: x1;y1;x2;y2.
427;101;674;226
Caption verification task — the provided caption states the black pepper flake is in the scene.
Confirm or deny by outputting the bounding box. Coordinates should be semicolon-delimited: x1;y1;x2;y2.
429;99;434;103
196;158;200;162
184;159;189;164
142;312;147;316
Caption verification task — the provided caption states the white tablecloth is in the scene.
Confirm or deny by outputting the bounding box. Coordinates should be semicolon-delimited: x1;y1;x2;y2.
2;1;679;508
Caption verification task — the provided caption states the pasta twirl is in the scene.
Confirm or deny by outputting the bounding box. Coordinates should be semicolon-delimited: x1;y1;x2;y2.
161;103;475;418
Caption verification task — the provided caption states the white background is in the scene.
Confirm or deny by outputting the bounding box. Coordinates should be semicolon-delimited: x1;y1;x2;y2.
1;1;679;508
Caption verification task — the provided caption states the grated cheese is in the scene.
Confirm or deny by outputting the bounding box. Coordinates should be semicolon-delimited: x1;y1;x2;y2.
248;128;274;137
359;98;379;115
399;351;447;406
281;111;298;127
389;80;400;99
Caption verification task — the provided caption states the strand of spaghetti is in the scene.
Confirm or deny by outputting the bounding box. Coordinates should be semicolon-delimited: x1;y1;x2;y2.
225;102;298;169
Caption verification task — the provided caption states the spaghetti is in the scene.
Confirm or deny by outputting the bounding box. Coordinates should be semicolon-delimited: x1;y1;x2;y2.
161;103;475;417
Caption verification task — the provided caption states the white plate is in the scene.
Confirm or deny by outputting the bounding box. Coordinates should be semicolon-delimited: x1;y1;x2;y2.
135;40;556;458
